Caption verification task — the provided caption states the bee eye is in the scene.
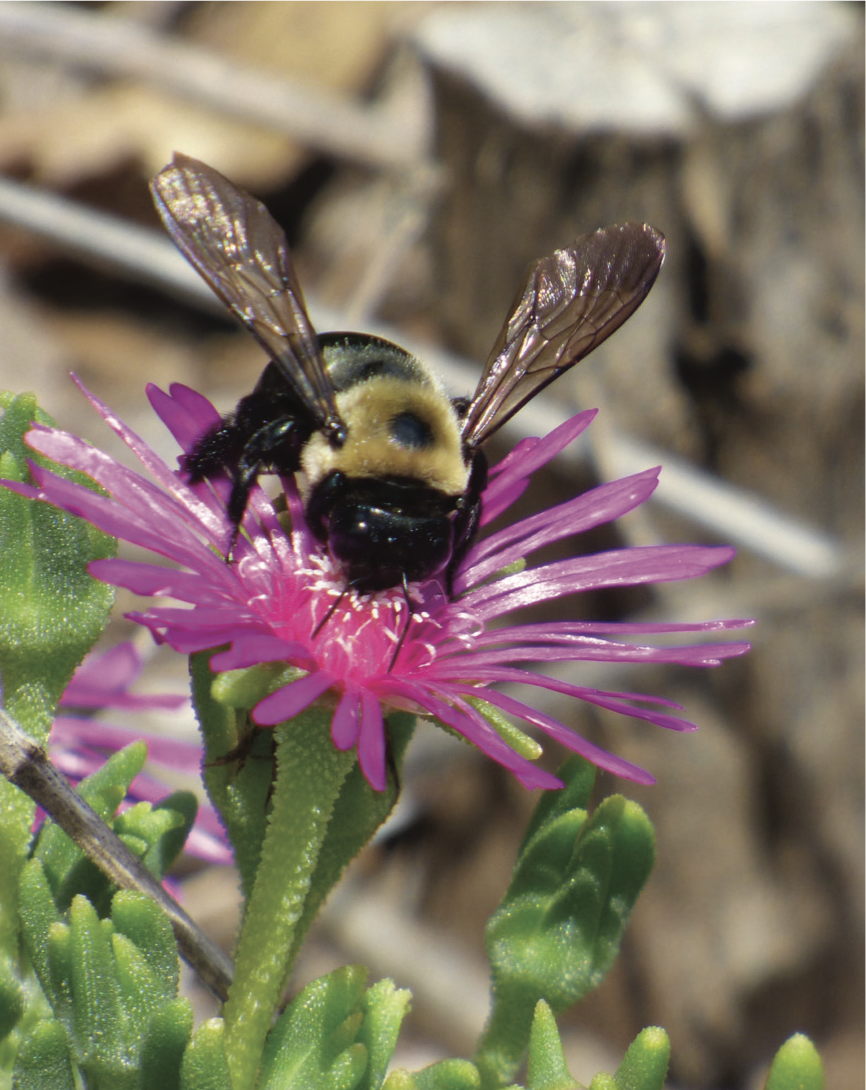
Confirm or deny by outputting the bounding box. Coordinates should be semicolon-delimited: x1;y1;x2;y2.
389;411;433;450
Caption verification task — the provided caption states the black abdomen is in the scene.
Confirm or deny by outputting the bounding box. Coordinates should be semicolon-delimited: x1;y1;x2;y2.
306;472;460;592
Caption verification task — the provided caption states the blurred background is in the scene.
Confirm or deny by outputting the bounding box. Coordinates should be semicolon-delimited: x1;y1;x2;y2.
0;3;861;1087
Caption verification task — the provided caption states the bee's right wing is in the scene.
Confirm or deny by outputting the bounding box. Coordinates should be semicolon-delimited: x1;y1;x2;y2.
460;222;666;450
151;154;345;441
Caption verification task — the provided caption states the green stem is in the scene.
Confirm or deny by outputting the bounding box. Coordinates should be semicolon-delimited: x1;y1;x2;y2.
474;997;535;1090
222;706;356;1090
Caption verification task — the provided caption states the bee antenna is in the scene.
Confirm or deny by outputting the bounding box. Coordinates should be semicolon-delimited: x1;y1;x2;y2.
387;576;414;673
313;585;350;639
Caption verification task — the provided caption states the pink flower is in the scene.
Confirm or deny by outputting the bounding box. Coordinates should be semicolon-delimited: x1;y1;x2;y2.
4;378;751;792
50;642;230;865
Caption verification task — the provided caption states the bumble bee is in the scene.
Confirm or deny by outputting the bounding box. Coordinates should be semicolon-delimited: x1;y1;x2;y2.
151;155;665;596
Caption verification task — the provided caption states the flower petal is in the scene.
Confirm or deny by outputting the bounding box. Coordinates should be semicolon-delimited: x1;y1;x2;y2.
332;689;361;750
210;636;312;672
358;689;386;790
461;468;661;588
147;382;222;453
253;671;336;726
450;685;656;784
464;544;738;615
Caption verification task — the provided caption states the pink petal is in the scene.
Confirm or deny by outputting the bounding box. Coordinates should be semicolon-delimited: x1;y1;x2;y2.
70;376;227;539
27;461;226;575
453;686;656;784
332;690;361;750
437;633;751;668
484;410;597;502
377;678;562;790
89;558;233;603
252;671;335;726
147;382;222;453
462;469;661;588
479;478;530;525
50;719;201;773
358;689;386;790
464;545;738;615
441;664;698;733
210;636;312;672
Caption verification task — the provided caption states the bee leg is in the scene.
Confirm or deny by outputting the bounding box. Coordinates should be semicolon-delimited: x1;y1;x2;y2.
222;416;305;559
444;450;488;597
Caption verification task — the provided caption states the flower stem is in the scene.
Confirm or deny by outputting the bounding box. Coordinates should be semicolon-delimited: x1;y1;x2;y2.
222;706;356;1090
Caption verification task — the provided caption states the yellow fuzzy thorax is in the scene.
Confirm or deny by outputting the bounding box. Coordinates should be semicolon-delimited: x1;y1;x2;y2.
299;377;469;496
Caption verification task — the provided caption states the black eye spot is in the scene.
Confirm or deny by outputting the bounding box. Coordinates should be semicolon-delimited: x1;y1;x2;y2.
389;411;433;450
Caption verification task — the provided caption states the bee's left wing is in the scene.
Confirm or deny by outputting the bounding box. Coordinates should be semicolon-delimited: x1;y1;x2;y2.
460;222;666;450
151;154;345;441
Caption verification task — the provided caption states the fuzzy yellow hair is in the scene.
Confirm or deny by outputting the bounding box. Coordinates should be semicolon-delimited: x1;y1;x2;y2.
299;377;469;496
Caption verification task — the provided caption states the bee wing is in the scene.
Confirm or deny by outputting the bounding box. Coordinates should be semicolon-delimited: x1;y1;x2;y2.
151;154;344;438
460;222;666;450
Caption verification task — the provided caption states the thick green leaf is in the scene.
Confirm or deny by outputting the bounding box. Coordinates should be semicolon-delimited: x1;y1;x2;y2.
0;393;114;961
526;1001;578;1090
764;1033;824;1090
388;1059;482;1090
114;791;198;880
35;890;186;1090
355;976;411;1090
180;1018;233;1090
223;710;357;1090
587;1076;617;1090
0;392;116;740
189;649;274;898
608;1027;669;1090
111;891;179;1004
66;896;133;1086
35;742;147;910
257;966;371;1090
284;712;414;976
139;997;194;1090
0;955;25;1043
11;1018;77;1090
476;759;655;1088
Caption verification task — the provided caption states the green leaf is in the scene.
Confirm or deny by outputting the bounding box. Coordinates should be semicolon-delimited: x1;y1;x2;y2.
190;648;274;898
0;392;114;962
35;741;148;911
222;709;357;1090
66;896;132;1084
19;860;63;1009
519;755;596;852
610;1027;669;1090
284;712;415;975
110;893;180;1031
180;1018;233;1090
587;1076;617;1090
30;889;186;1090
0;955;25;1043
404;1059;483;1090
0;392;116;741
111;891;179;1004
257;966;370;1090
355;976;412;1090
114;790;198;880
764;1033;824;1090
467;699;542;762
476;758;655;1088
11;1018;77;1090
526;1001;578;1090
140;997;194;1090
